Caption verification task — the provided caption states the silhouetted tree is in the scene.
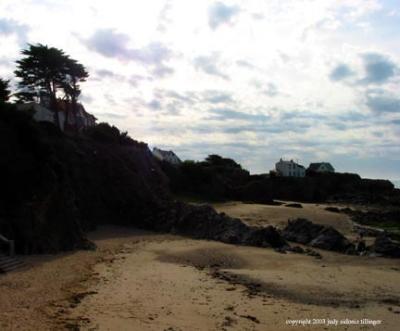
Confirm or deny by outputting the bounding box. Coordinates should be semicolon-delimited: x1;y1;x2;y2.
62;58;89;127
14;44;88;129
15;44;69;127
0;78;11;102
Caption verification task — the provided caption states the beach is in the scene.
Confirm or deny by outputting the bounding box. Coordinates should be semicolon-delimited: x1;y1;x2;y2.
1;202;399;330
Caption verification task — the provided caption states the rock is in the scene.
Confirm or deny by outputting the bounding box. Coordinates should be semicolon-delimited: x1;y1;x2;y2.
282;218;354;253
353;224;383;237
305;248;322;259
287;246;305;254
309;227;353;252
372;234;400;258
285;203;303;208
325;207;340;213
152;202;288;249
244;226;288;248
282;218;324;244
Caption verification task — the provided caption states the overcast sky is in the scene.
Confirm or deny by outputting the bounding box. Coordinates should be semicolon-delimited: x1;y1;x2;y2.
1;0;399;181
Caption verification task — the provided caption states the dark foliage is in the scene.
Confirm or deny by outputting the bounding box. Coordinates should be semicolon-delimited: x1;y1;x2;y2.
85;122;146;147
160;155;250;201
0;106;169;253
162;156;399;205
0;78;11;102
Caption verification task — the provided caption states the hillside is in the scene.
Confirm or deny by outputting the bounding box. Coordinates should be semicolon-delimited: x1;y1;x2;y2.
0;104;287;254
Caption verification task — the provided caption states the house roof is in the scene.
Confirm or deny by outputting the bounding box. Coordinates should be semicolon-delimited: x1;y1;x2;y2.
153;147;181;162
277;159;305;168
308;162;334;171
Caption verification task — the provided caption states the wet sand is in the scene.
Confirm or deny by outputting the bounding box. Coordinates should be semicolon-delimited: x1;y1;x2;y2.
1;202;400;330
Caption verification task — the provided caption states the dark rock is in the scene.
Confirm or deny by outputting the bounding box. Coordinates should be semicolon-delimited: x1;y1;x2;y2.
373;234;400;258
325;207;340;213
282;218;354;253
305;248;322;259
282;218;324;244
287;246;305;254
353;224;383;237
151;202;288;249
285;203;303;208
310;227;353;252
244;226;288;248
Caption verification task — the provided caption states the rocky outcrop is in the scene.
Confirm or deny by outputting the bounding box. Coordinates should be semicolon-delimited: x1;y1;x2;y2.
282;218;354;253
372;234;400;258
281;218;324;244
148;202;288;248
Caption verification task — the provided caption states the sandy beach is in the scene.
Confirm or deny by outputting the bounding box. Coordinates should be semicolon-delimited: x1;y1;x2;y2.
1;202;400;330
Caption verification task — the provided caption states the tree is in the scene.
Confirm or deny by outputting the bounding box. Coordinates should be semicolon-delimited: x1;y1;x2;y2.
0;78;11;102
14;44;88;130
62;58;89;127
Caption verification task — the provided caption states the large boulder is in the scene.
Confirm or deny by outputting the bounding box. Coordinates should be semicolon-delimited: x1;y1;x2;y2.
282;218;354;253
244;226;288;248
281;218;324;244
309;227;353;252
373;234;400;258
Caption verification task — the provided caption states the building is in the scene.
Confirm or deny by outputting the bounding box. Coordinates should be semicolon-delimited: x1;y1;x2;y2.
307;162;335;173
152;147;182;165
16;102;55;123
275;158;306;177
16;98;96;131
57;100;97;131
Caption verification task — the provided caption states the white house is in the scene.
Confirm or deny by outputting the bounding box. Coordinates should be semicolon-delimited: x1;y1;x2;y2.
16;102;55;123
152;147;181;165
307;162;335;173
16;99;96;131
275;158;306;177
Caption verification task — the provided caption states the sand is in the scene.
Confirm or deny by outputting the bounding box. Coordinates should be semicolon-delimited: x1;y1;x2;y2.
1;202;400;330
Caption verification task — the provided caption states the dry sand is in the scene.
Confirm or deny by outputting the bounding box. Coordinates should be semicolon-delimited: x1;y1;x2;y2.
1;202;400;330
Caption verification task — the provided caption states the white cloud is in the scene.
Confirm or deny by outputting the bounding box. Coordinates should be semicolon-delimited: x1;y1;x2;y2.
0;0;399;178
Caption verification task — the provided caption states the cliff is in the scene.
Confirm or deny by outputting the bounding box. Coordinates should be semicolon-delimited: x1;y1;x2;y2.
0;104;288;254
0;104;170;253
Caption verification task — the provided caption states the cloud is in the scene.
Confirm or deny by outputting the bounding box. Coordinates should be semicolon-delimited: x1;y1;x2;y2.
165;90;198;105
236;59;257;70
329;64;354;81
0;18;29;45
157;0;173;32
80;94;94;104
208;2;240;30
148;99;162;110
202;90;233;104
151;64;174;78
366;90;400;113
360;53;398;84
193;54;229;80
84;29;174;77
85;29;130;59
95;112;128;119
207;108;270;121
263;83;279;97
95;69;124;80
251;80;280;97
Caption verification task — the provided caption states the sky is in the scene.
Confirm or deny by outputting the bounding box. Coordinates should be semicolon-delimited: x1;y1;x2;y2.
0;0;399;182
